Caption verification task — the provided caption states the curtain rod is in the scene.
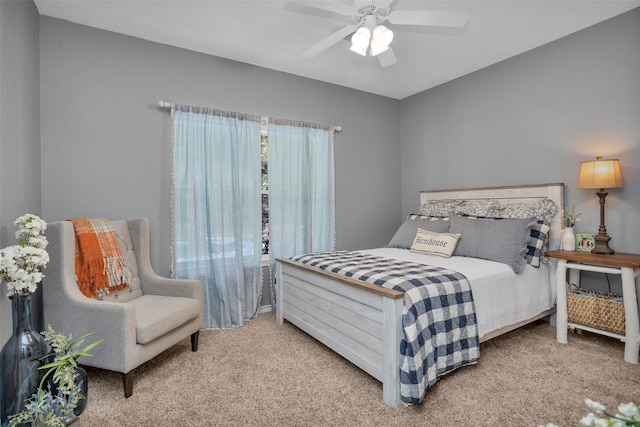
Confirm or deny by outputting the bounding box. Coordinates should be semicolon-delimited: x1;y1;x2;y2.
158;101;341;132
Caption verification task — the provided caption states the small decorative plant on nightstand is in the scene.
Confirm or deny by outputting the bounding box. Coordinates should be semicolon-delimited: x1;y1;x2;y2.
561;205;582;251
562;205;582;229
7;326;104;427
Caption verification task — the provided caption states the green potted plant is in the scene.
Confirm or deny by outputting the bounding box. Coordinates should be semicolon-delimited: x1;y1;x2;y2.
7;326;104;427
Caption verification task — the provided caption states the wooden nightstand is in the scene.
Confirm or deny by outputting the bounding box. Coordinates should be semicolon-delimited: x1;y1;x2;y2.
547;250;640;363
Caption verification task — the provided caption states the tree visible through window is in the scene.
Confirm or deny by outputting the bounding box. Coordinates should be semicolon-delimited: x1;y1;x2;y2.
261;134;269;255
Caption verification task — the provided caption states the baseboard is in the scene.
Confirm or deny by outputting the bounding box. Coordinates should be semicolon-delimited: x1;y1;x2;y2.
257;304;272;314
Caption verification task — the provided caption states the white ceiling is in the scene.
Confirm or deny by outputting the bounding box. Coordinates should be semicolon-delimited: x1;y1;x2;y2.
34;0;640;100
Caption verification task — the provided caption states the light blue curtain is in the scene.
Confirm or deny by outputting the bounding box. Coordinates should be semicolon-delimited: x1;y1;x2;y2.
172;109;262;329
268;123;335;267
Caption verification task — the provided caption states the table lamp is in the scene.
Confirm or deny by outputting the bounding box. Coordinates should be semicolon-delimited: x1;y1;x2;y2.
577;156;623;254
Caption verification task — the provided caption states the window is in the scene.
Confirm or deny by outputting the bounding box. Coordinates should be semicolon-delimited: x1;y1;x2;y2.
261;134;269;256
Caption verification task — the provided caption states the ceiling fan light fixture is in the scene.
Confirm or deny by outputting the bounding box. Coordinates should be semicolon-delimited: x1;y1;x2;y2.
298;1;467;67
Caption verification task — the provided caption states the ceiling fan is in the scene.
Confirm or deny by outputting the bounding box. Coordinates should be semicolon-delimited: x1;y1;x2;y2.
287;0;468;68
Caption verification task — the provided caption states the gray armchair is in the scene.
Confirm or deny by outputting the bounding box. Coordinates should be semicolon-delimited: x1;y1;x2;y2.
43;218;203;398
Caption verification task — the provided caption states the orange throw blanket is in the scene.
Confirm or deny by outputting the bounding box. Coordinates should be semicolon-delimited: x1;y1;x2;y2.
69;218;130;298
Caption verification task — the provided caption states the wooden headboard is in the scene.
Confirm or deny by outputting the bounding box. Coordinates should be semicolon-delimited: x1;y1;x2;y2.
419;183;564;250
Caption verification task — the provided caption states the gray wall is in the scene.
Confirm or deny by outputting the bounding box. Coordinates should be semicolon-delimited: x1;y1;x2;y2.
38;17;402;280
0;0;42;344
399;9;640;292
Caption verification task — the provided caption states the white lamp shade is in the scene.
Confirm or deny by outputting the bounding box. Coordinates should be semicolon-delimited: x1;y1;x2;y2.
351;27;371;48
370;25;393;56
372;25;393;47
577;157;623;189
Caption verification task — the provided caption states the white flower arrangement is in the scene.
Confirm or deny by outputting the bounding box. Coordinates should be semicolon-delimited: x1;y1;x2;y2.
539;399;640;427
0;214;49;296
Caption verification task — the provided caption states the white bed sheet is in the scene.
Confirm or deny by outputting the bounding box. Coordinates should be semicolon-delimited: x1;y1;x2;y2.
358;248;557;339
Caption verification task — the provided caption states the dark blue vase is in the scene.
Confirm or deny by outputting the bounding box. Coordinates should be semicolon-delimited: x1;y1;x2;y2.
46;362;88;417
71;366;88;416
0;293;48;426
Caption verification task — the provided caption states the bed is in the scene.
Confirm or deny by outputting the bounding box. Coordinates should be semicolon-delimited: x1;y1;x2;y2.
275;183;564;408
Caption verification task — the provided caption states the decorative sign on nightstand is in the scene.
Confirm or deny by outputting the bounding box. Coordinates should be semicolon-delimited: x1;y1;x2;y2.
576;233;595;252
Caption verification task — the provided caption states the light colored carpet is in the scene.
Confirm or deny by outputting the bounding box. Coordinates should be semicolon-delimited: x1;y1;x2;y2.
79;312;640;426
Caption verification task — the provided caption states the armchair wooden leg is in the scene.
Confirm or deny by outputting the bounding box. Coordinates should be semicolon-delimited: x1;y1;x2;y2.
191;331;200;352
122;371;134;398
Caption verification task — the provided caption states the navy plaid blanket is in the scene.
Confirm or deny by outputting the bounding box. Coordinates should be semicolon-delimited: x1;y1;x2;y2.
290;251;479;404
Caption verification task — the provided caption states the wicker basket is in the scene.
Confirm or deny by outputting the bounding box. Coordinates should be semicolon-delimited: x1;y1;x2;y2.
567;287;625;335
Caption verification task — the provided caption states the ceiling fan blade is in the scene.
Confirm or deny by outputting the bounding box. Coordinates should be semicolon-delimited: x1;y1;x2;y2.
284;1;355;18
377;47;397;68
388;10;467;27
302;24;358;58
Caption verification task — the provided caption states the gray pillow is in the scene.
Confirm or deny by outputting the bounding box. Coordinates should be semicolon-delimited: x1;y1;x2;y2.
387;215;451;249
449;214;534;273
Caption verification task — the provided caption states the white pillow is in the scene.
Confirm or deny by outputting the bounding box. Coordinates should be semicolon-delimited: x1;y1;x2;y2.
410;228;460;258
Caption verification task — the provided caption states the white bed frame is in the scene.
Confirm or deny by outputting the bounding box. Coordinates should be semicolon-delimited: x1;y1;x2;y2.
276;183;564;408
